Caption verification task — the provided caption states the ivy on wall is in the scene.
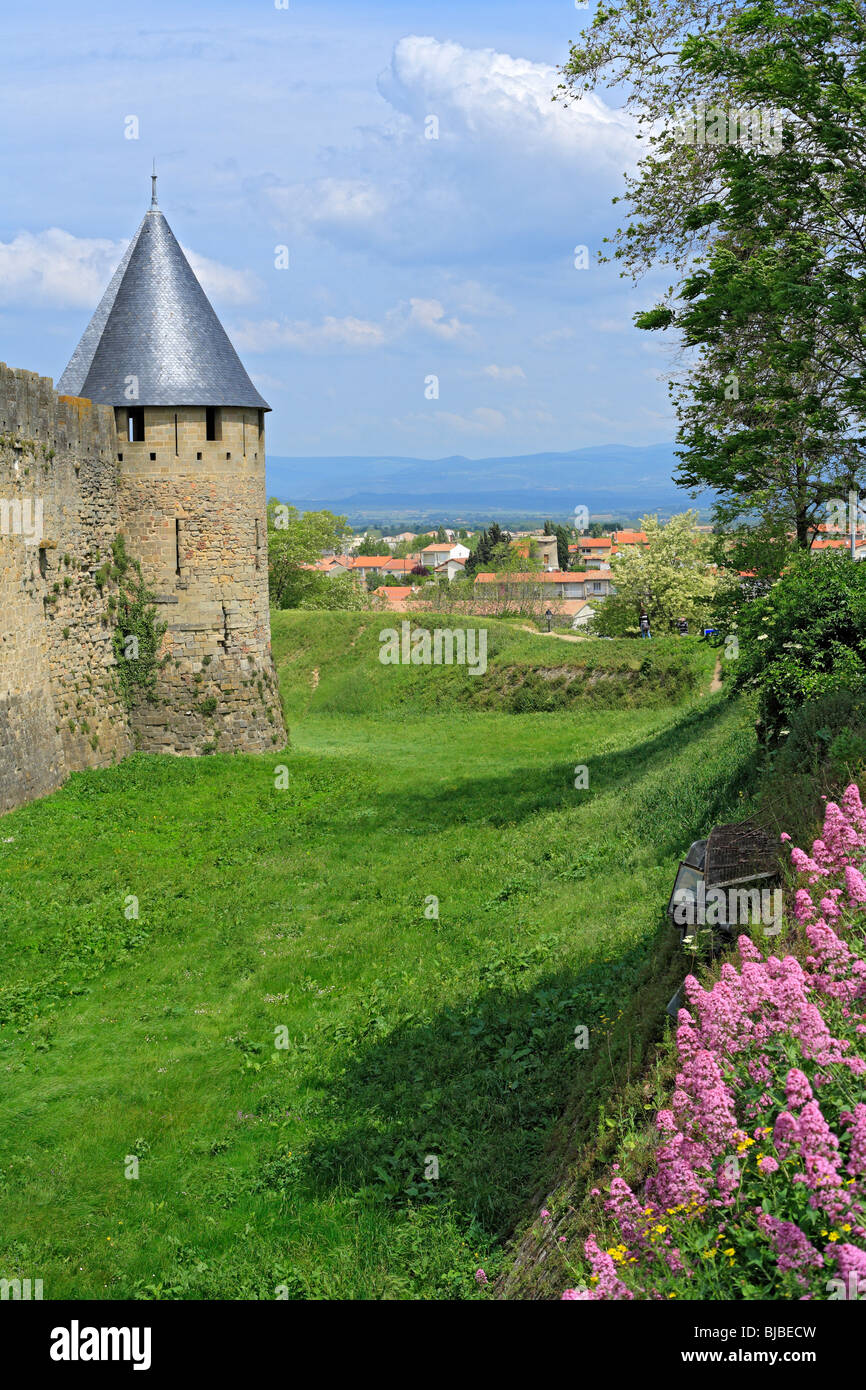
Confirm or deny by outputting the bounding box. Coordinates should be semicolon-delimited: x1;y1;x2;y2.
101;534;167;707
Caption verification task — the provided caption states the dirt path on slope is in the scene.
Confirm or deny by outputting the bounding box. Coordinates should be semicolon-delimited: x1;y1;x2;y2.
518;624;584;644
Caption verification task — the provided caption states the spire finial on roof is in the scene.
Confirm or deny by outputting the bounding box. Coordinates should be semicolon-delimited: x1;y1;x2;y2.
151;160;158;209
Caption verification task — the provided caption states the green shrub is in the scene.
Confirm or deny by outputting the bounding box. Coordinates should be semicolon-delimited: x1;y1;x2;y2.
728;553;866;739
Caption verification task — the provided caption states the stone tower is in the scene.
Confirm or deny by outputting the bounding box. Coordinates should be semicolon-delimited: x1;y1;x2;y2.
57;182;285;754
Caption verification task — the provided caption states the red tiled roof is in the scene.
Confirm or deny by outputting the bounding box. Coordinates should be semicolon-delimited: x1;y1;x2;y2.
375;585;413;600
474;570;613;584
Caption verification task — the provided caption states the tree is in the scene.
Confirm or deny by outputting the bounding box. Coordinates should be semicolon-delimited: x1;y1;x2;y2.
545;519;573;571
595;510;719;635
563;1;866;539
727;551;866;739
638;142;866;546
465;527;492;576
266;500;352;608
298;573;368;612
356;532;386;556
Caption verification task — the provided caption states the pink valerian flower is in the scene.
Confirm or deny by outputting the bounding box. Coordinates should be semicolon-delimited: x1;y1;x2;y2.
748;1055;772;1086
845;1104;866;1177
560;786;866;1301
832;1243;866;1287
790;846;829;883
805;919;866;1004
794;889;816;923
819;889;843;922
687;949;857;1071
576;1236;635;1301
841;783;866;835
605;1177;653;1250
777;1101;851;1219
820;803;862;866
785;1068;813;1109
540;1208;551;1224
647;1130;707;1210
757;1214;824;1274
475;1268;488;1285
773;1111;798;1158
737;935;764;964
845;866;866;906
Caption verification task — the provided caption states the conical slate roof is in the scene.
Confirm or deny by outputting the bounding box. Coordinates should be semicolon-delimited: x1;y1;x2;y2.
58;204;269;410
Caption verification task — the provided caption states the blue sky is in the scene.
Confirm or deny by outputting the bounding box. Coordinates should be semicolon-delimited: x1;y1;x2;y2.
0;0;676;457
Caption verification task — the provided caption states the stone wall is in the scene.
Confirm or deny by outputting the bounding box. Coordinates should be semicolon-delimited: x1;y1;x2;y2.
114;405;285;755
0;369;285;814
0;363;133;813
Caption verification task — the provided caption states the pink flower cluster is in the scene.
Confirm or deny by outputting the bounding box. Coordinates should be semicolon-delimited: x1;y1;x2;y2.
563;786;866;1301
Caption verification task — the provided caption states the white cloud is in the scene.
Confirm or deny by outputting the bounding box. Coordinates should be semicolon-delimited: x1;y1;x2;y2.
0;228;260;310
378;35;636;159
0;229;125;308
397;406;507;436
404;297;475;341
261;177;388;239
234;293;479;353
482;364;525;382
532;327;576;349
232;315;385;353
181;248;261;305
444;280;513;318
254;36;639;266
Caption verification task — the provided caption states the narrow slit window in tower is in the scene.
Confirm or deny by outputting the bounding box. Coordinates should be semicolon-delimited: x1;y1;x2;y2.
205;406;221;442
175;519;182;577
255;517;260;569
174;413;179;456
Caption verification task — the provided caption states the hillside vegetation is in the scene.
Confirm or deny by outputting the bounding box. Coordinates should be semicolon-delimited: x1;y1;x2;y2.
271;610;715;722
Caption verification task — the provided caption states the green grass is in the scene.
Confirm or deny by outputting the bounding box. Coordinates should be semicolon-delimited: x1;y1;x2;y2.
0;614;752;1299
271;610;716;721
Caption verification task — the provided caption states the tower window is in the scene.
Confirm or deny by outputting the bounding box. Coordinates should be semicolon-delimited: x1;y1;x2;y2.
127;408;145;442
174;413;179;456
175;519;182;576
205;406;221;442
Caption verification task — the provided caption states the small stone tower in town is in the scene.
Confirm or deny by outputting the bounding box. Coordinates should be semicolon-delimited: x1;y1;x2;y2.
57;178;285;755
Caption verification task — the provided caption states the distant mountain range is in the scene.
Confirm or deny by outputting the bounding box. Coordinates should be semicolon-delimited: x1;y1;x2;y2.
265;443;711;526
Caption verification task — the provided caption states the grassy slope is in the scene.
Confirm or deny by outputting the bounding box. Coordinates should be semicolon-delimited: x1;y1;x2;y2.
270;610;714;721
0;614;752;1299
